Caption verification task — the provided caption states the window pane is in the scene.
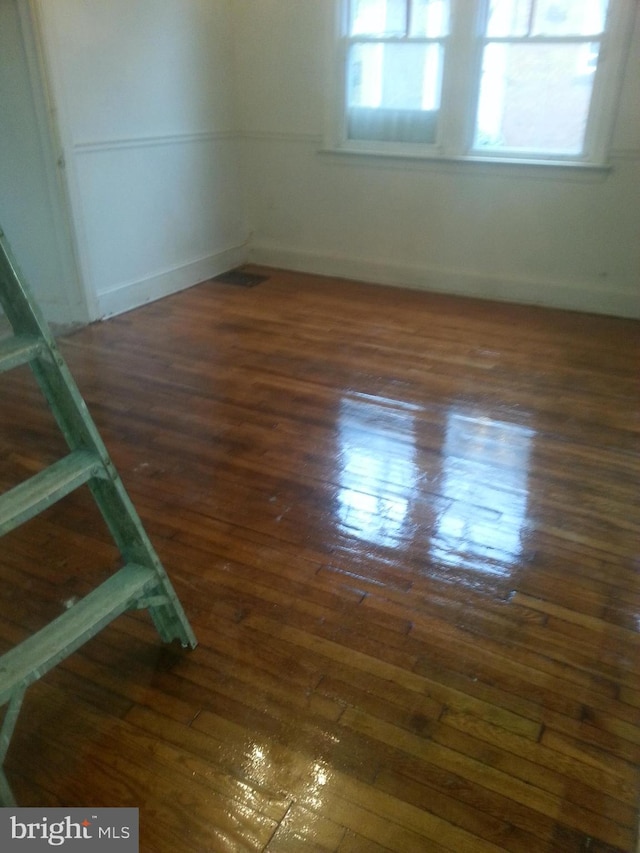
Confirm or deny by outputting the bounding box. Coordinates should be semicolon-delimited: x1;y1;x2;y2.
486;0;533;37
348;42;444;110
350;0;407;36
474;43;599;154
487;0;609;37
347;43;443;143
532;0;609;36
410;0;450;37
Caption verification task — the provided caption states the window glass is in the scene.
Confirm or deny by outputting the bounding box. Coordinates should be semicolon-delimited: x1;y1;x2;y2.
348;42;444;110
486;0;533;37
409;0;450;37
350;0;407;36
350;0;450;38
474;42;599;153
531;0;609;36
487;0;609;38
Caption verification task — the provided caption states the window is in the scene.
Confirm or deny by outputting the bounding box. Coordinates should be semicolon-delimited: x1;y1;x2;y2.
331;0;633;164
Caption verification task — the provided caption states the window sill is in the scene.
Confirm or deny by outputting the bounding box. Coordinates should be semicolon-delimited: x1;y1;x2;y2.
318;145;613;180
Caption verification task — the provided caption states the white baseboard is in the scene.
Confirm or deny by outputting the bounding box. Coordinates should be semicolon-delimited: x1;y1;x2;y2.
248;244;640;319
97;244;249;318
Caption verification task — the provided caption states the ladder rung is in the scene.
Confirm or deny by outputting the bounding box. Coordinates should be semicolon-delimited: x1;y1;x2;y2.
0;334;46;373
0;563;159;704
0;450;105;536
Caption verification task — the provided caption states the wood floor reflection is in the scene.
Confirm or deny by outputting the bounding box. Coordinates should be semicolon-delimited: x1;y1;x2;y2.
1;268;638;852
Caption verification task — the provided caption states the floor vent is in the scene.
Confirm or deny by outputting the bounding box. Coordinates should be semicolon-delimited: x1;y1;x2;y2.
213;269;269;288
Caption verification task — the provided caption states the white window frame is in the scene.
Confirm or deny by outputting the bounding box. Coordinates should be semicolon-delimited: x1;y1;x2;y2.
326;0;636;167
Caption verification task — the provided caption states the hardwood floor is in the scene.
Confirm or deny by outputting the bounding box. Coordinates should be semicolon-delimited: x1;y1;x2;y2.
0;268;638;852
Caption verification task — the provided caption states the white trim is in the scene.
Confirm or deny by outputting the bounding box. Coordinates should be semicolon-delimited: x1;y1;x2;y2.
584;0;638;165
317;145;613;180
248;243;640;319
97;243;249;319
73;130;236;154
28;0;101;320
15;0;92;323
242;129;619;181
238;130;323;144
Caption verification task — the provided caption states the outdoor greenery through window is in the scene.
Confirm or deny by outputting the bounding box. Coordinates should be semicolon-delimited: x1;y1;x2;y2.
337;0;630;164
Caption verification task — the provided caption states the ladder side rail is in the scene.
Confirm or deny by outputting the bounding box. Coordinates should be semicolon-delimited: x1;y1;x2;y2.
0;230;109;456
85;477;197;646
25;353;196;647
0;228;196;781
0;233;52;340
1;229;163;558
1;231;196;649
0;230;110;458
28;349;114;464
23;354;197;648
0;690;26;765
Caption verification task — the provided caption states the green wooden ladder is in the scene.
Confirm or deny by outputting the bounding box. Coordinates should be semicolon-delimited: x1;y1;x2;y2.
0;229;197;794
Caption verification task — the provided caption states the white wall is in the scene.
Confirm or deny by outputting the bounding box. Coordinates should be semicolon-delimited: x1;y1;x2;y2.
0;0;87;326
233;0;640;318
35;0;248;318
6;0;636;323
